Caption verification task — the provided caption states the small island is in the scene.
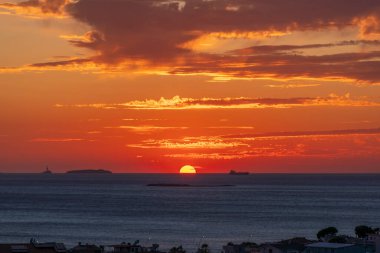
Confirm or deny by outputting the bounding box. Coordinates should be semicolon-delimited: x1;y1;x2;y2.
147;183;234;187
66;169;112;174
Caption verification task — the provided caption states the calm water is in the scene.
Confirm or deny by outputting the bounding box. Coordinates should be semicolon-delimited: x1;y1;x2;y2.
0;174;379;251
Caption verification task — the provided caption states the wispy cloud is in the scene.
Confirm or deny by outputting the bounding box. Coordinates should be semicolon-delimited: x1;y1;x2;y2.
207;126;255;130
30;138;86;142
122;118;162;122
222;127;380;140
127;136;249;149
0;58;100;74
230;40;380;55
106;125;188;133
128;128;380;150
131;128;380;160
55;94;380;110
87;131;102;134
265;83;321;89
164;152;253;160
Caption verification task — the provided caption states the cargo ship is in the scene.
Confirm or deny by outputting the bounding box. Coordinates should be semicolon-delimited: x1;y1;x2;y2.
229;170;249;175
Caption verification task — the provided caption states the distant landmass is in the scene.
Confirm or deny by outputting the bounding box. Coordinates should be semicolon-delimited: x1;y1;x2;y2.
66;169;112;174
229;170;249;175
147;183;234;187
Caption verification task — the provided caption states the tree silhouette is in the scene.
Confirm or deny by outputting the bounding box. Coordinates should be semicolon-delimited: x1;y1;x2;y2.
170;245;186;253
197;244;210;253
328;236;347;244
355;225;380;238
317;227;338;241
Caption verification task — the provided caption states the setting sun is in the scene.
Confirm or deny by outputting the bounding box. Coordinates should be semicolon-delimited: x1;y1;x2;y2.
179;165;197;174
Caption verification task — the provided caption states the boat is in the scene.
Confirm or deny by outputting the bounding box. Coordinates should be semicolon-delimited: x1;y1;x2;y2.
42;166;52;174
229;170;249;175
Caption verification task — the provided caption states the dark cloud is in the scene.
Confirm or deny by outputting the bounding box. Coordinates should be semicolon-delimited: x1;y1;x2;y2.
230;40;380;55
170;51;380;83
0;0;71;14
223;127;380;139
3;0;380;83
63;0;380;63
30;58;90;67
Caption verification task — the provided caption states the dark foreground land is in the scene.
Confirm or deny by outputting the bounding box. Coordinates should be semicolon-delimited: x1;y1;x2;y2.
1;226;379;253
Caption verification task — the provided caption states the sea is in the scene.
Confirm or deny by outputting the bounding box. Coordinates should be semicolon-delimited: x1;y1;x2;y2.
0;173;379;251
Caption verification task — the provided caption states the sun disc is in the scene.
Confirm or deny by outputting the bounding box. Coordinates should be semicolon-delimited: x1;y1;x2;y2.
180;165;197;174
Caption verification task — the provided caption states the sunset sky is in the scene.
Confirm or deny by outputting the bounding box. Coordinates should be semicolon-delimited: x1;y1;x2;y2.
1;0;380;173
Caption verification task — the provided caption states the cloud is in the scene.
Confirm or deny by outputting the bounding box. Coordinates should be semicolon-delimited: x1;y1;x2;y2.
265;83;321;89
0;58;100;73
64;0;380;63
0;0;74;18
122;118;162;122
127;136;249;149
129;128;380;160
106;125;188;133
355;15;380;39
6;0;380;31
30;58;91;67
30;137;86;142
130;127;380;149
5;49;380;84
164;152;253;160
2;0;380;83
169;50;380;84
207;126;255;130
163;140;380;159
222;127;380;140
55;94;380;110
230;40;380;55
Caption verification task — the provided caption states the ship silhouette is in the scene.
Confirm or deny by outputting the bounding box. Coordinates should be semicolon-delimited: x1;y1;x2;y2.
42;166;52;174
229;170;249;175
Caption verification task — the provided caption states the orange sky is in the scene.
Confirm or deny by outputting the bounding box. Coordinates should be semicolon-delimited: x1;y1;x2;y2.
0;0;380;173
